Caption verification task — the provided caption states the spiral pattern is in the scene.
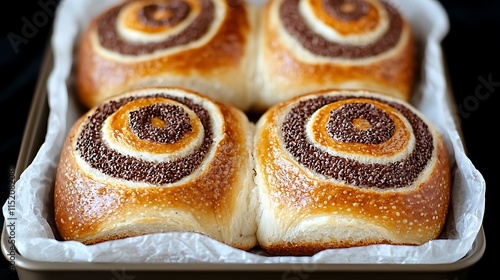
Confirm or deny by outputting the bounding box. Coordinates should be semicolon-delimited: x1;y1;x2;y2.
94;0;225;58
277;0;404;59
279;93;434;189
74;89;222;186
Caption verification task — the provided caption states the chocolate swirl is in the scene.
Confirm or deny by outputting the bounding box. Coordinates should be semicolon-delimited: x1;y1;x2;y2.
129;103;192;143
281;95;433;189
327;102;395;144
279;0;403;58
76;94;213;185
138;1;190;27
324;0;369;21
97;0;215;55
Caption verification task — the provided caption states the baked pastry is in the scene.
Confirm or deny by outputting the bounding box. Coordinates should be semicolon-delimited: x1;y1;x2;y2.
252;0;415;112
254;89;451;256
54;87;258;250
76;0;258;111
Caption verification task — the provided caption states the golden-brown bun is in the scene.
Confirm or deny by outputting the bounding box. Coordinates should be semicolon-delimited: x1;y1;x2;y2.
252;0;415;112
76;0;258;111
254;89;451;256
54;87;258;250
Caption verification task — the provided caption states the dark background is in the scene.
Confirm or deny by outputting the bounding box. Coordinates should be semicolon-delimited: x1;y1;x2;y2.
0;0;496;279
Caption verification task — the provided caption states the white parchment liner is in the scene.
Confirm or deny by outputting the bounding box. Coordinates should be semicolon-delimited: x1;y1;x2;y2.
3;0;486;264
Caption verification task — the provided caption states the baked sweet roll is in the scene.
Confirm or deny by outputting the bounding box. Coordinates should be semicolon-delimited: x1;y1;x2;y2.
54;87;258;250
252;0;415;112
254;89;451;256
76;0;258;111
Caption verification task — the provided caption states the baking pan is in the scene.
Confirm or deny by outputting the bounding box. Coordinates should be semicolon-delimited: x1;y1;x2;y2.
2;0;487;277
1;41;486;280
0;226;487;280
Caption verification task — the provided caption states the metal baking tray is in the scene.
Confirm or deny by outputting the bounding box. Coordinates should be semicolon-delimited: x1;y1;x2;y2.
1;38;487;280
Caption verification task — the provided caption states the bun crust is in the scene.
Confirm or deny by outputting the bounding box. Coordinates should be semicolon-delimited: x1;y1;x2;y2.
254;89;451;255
54;87;258;250
252;0;415;112
77;0;258;111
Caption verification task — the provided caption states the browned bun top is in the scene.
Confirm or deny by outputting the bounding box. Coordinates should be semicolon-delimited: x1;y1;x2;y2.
94;0;216;56
252;0;416;111
75;91;215;184
254;89;451;255
76;0;256;110
278;0;404;59
55;87;257;249
279;92;431;189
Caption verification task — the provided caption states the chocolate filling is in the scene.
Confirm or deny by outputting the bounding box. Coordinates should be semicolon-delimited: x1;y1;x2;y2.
327;102;395;144
138;1;190;27
129;103;192;144
323;0;369;22
281;95;433;189
76;94;213;185
97;0;215;55
279;0;403;58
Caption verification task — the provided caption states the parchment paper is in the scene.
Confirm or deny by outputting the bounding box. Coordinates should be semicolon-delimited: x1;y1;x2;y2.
3;0;486;264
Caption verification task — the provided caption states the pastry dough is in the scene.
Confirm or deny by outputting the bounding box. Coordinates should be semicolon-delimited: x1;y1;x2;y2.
76;0;258;111
54;87;258;250
253;89;451;255
252;0;416;112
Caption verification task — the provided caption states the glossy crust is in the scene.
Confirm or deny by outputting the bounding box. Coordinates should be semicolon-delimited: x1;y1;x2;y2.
254;89;451;256
77;0;258;111
252;0;415;112
54;87;257;250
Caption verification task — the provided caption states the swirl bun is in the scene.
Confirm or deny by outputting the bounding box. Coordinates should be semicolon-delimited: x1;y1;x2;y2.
252;0;415;112
54;87;258;250
77;0;258;111
254;89;451;255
